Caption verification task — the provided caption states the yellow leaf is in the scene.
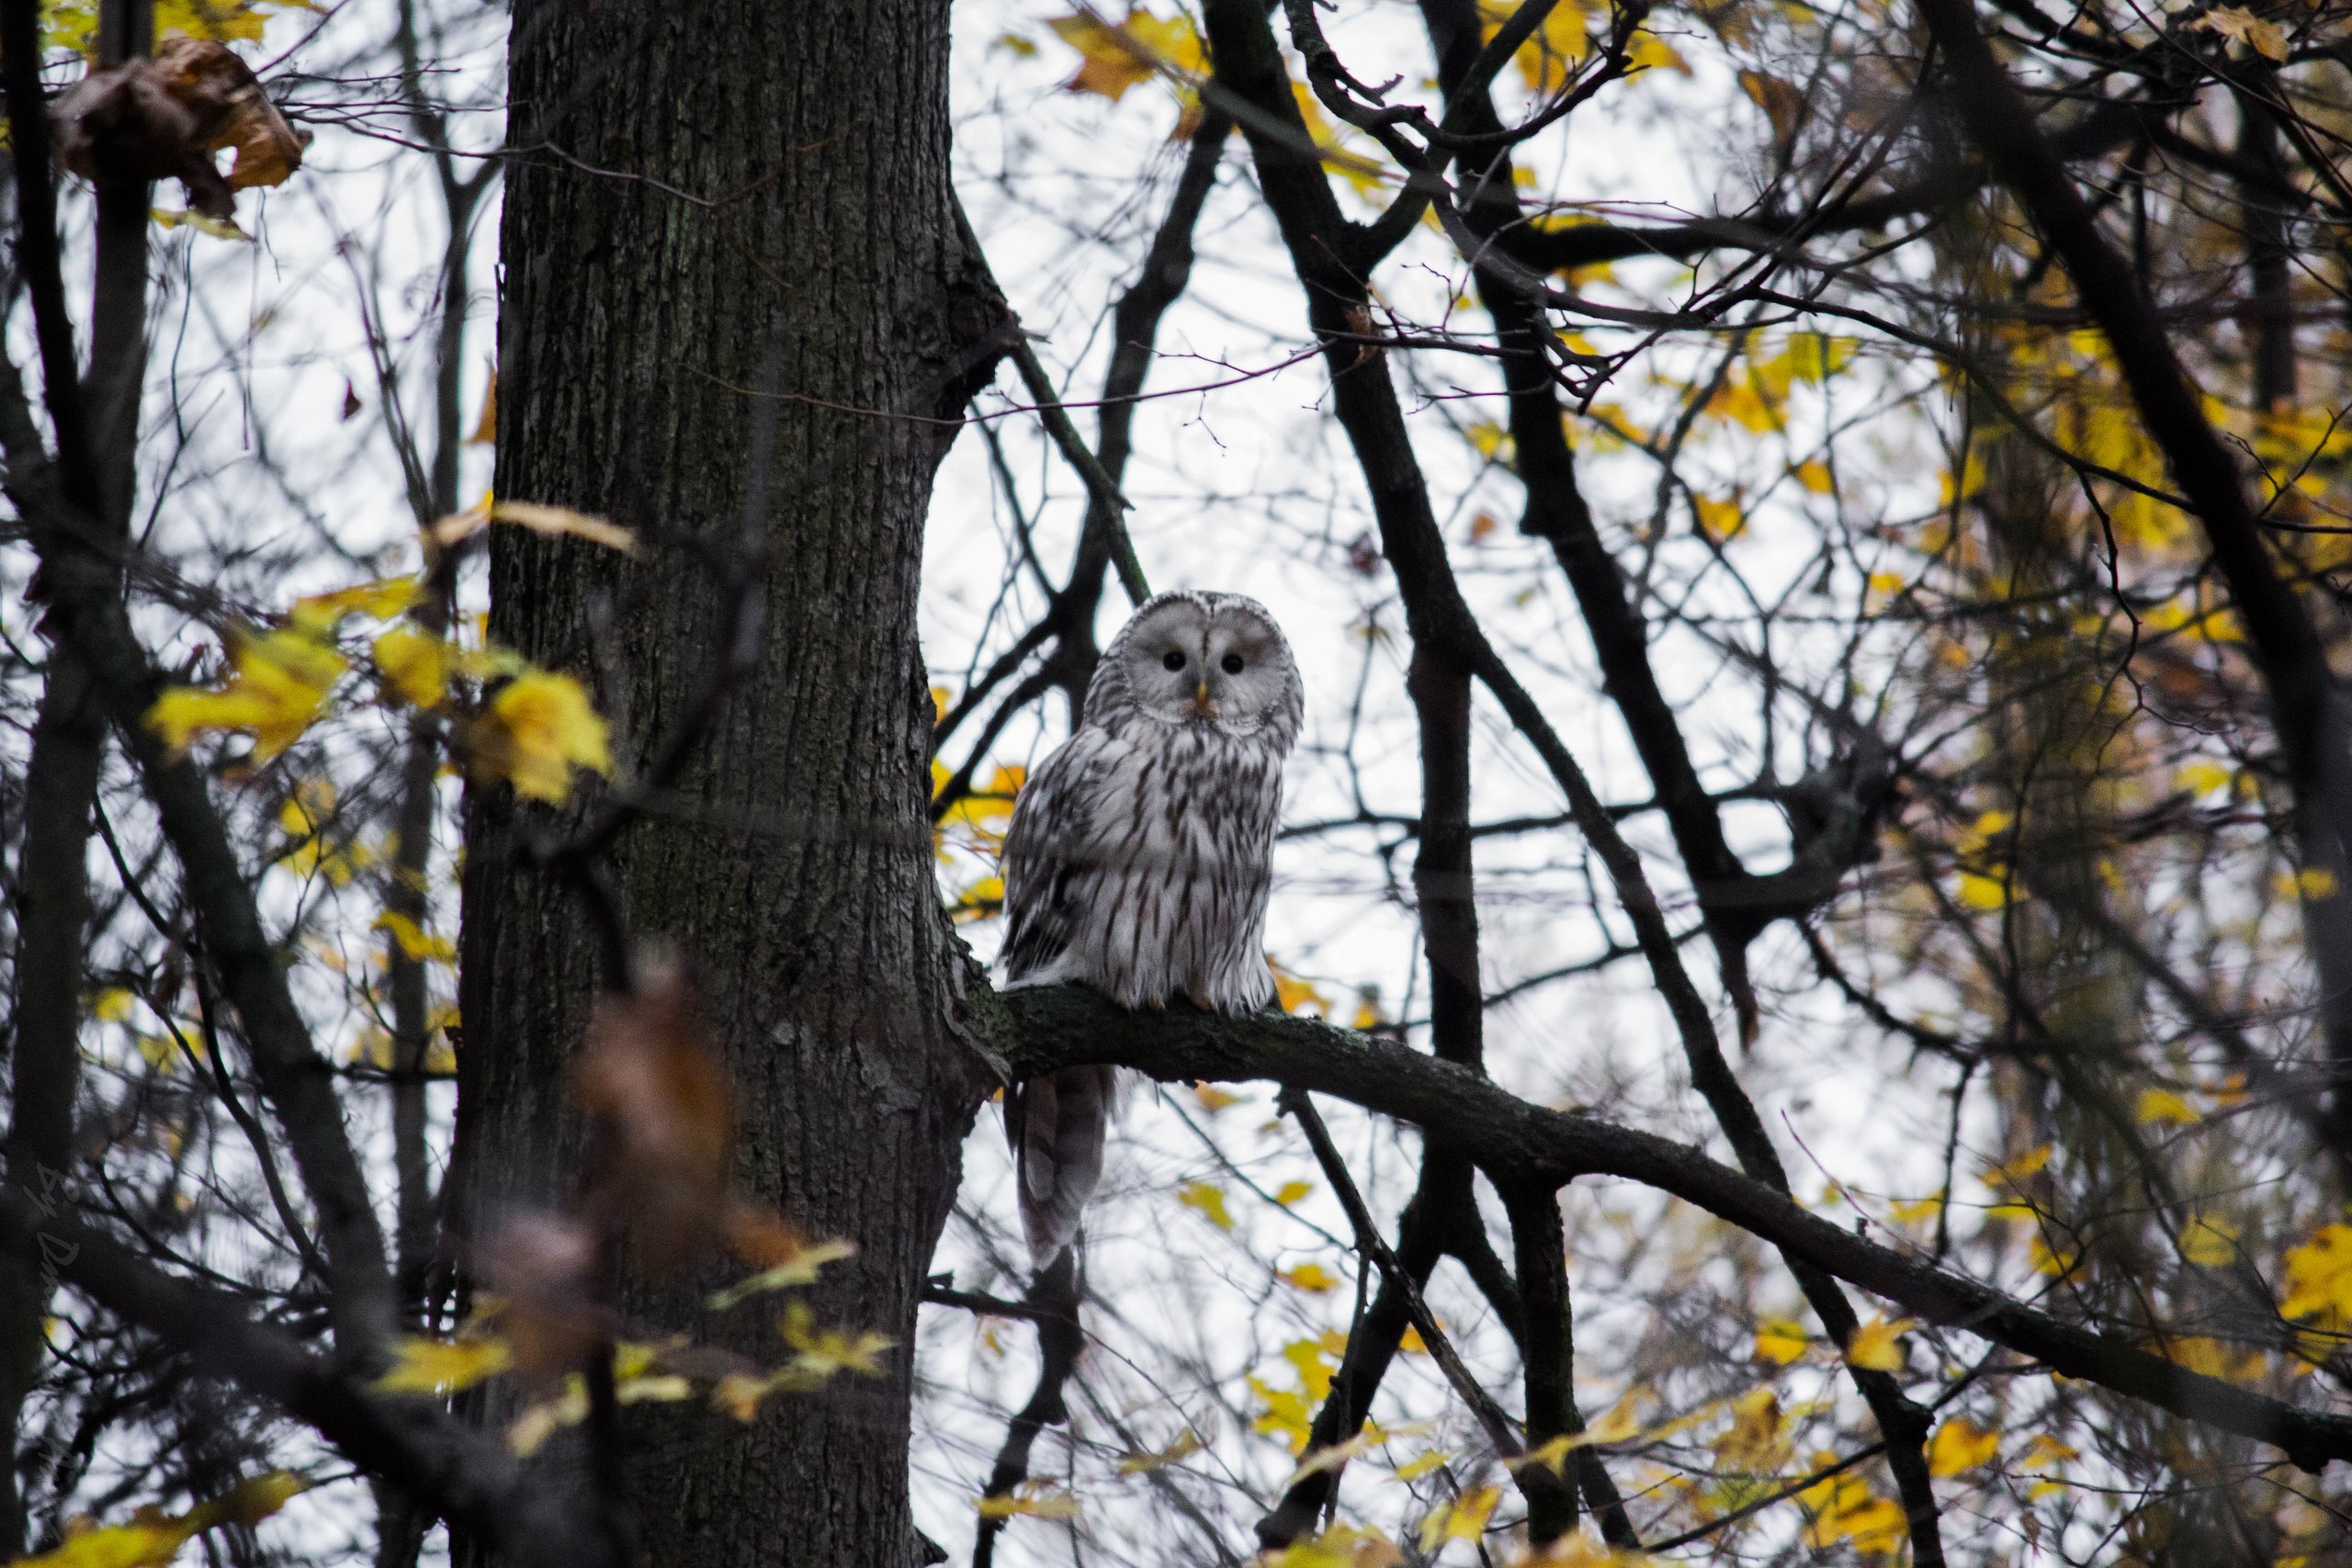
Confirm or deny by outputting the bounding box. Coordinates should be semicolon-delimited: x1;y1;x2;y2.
1713;1386;1787;1474
1515;1432;1580;1474
1625;25;1690;73
1250;1376;1317;1452
1279;1262;1341;1293
1693;492;1745;540
1178;1180;1234;1230
1116;1427;1204;1474
2302;867;2341;900
976;1489;1080;1520
1272;963;1331;1017
616;1367;693;1406
507;1383;589;1456
2280;1224;2352;1321
1491;0;1587;94
1260;1524;1404;1568
13;1472;311;1568
779;1300;894;1378
2020;1433;2077;1470
1754;1318;1809;1364
469;670;613;804
1844;1316;1913;1372
1984;1144;2051;1185
2030;1233;2078;1277
936;764;1025;855
706;1238;857;1309
1283;1333;1346;1400
371;625;450;708
372;1335;513;1394
1954;807;2013;856
276;778;368;885
1799;1458;1910;1551
2176;759;2234;797
1273;1180;1315;1207
147;626;347;761
1286;1428;1391;1486
93;988;137;1023
1888;1192;1944;1226
1391;1449;1451;1481
1706;378;1776;433
2134;1088;2199;1126
1285;78;1389;198
2162;1335;2265;1382
1795;457;1835;494
289;576;420;632
1586;1385;1652;1443
949;873;1006;924
153;0;277;46
1807;1491;1906;1553
1956;868;2016;909
374;911;454;964
1928;1416;2000;1476
151;207;250;240
1046;6;1202;100
1251;1335;1347;1453
1416;1484;1499;1551
1464;420;1511;461
1192;1084;1243;1112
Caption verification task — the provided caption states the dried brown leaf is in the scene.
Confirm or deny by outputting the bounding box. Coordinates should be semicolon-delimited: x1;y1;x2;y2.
1738;70;1806;148
52;39;304;222
571;951;736;1273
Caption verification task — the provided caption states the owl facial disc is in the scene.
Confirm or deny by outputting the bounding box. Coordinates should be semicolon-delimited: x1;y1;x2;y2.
1111;592;1301;740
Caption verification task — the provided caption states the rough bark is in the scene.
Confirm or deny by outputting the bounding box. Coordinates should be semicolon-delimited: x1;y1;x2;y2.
458;4;1004;1566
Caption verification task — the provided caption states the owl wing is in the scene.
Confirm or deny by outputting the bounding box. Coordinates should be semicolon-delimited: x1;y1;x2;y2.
999;724;1125;984
997;725;1131;1266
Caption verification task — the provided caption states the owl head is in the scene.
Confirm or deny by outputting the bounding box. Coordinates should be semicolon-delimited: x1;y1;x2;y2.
1089;591;1303;748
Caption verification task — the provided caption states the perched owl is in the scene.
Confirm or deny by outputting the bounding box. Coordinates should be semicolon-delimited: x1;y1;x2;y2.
998;591;1304;1265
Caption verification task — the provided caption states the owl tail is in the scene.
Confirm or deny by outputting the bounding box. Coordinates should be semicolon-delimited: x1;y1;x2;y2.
1010;1065;1115;1268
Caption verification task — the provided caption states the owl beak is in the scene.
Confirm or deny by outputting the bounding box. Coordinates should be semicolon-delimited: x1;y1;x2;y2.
1193;679;1213;716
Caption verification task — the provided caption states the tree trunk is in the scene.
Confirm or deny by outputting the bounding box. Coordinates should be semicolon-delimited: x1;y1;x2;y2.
459;4;1004;1564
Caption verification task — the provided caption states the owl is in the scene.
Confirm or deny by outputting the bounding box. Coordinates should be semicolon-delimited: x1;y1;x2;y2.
998;591;1304;1265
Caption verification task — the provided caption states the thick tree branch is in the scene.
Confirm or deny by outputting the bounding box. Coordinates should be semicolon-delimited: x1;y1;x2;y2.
995;984;2352;1473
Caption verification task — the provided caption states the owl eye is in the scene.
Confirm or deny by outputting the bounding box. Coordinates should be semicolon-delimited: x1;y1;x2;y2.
1221;653;1245;675
1162;649;1187;671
